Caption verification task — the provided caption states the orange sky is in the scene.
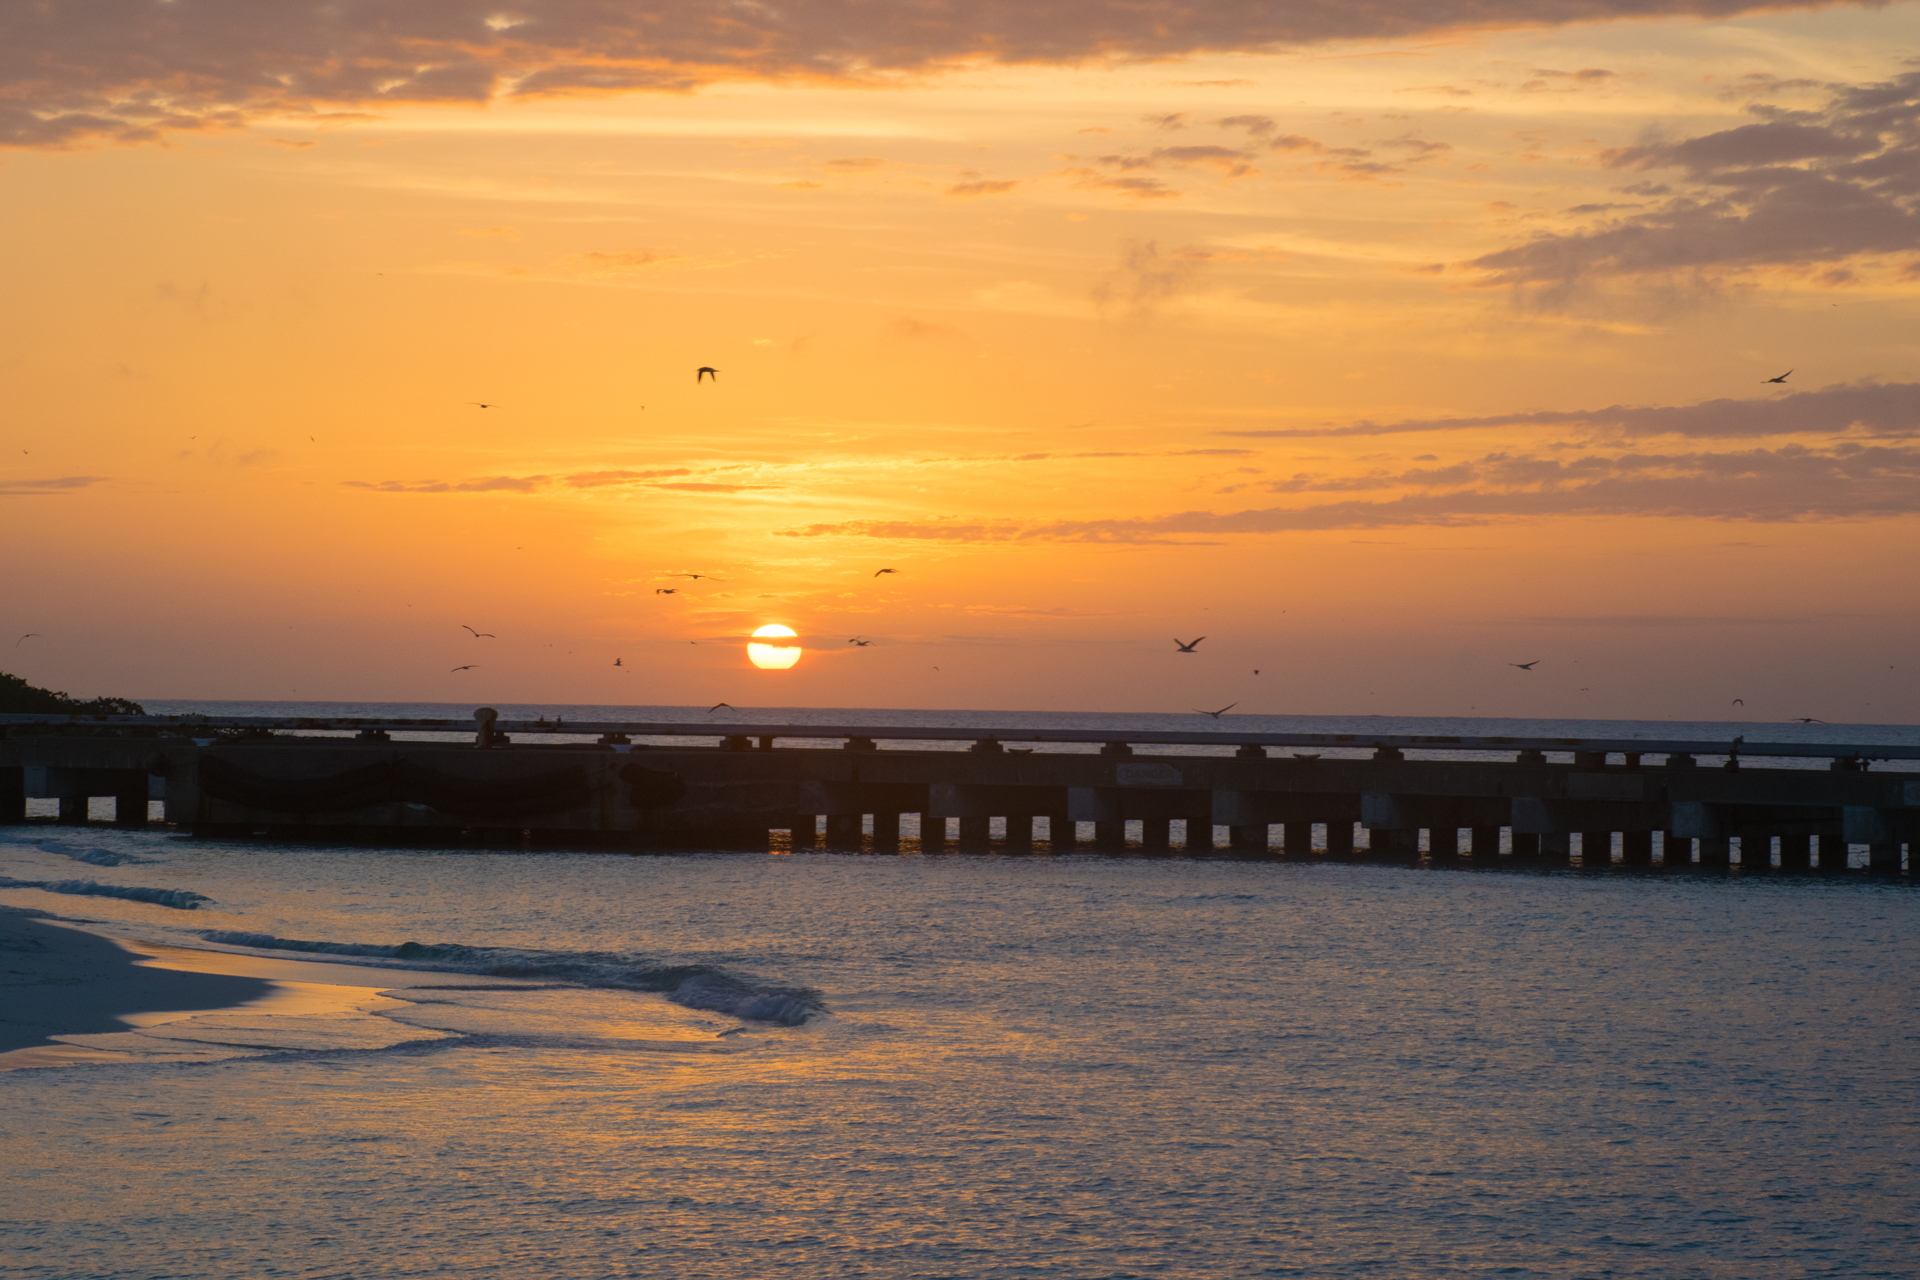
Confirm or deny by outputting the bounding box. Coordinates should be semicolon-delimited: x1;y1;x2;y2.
4;1;1918;721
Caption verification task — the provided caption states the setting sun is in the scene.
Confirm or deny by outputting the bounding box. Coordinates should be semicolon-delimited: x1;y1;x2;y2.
747;624;802;670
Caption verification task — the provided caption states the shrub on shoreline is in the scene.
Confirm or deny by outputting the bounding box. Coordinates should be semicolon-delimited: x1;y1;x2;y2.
0;671;145;717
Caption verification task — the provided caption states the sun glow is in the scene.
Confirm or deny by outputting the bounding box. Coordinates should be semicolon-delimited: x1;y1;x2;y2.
747;624;802;670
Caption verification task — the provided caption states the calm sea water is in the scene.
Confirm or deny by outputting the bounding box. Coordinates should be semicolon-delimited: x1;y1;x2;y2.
4;706;1916;1278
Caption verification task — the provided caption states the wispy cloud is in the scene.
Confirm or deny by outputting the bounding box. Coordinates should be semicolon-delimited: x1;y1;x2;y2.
1218;381;1920;440
776;441;1920;543
0;476;108;497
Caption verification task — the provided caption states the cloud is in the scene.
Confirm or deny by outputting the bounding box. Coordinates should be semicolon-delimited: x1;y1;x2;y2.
1094;144;1258;177
1092;239;1213;315
1218;381;1920;440
0;476;108;497
344;475;551;493
946;179;1019;197
3;0;1850;148
343;468;772;494
1465;70;1920;299
563;469;694;487
774;441;1920;542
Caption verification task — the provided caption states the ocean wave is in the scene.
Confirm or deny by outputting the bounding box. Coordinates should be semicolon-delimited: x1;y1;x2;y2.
0;877;210;909
195;931;823;1025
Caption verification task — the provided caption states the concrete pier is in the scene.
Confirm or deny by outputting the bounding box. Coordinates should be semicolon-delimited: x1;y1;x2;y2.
0;714;1912;880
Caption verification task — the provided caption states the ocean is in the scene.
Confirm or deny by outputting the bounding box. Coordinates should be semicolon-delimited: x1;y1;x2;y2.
3;705;1916;1278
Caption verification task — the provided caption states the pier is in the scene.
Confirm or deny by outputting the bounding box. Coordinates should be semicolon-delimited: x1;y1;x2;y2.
2;712;1916;872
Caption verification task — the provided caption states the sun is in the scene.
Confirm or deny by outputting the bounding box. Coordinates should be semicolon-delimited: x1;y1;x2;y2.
747;624;802;670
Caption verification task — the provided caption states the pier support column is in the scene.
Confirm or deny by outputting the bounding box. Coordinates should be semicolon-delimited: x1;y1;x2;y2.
1372;828;1418;860
787;814;819;848
114;786;149;827
1043;813;1073;850
1620;831;1653;867
1092;819;1126;850
1323;820;1354;856
1778;832;1812;871
957;815;991;850
1817;837;1849;871
872;812;902;847
1662;833;1692;867
1427;826;1459;858
58;796;89;825
1740;836;1773;871
1228;823;1267;852
1139;816;1171;850
1509;831;1540;859
1868;841;1903;873
1697;835;1731;869
1181;817;1214;852
824;813;862;846
1538;832;1570;863
1580;832;1612;868
0;768;25;824
1469;826;1501;861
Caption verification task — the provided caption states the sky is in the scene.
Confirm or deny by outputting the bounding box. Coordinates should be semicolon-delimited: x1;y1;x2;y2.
3;0;1918;722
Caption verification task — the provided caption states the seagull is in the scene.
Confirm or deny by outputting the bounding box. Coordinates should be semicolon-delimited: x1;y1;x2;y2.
614;658;624;667
655;588;678;595
848;638;873;646
673;573;719;580
467;402;498;408
1793;717;1825;723
1509;660;1540;670
874;568;898;577
16;634;40;646
450;665;477;672
1732;698;1744;705
1762;370;1792;384
461;625;495;638
697;367;718;383
709;702;732;713
1194;703;1236;719
1173;637;1206;653
1253;669;1260;675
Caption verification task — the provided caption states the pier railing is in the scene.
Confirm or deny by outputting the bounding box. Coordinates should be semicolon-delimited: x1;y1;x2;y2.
1;713;1913;764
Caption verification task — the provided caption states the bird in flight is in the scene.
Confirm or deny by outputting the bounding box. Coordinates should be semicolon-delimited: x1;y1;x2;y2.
1762;370;1792;384
461;625;495;638
1793;717;1825;723
1194;703;1236;719
1732;698;1745;706
709;702;732;713
848;637;873;646
697;367;719;383
613;658;624;667
1508;661;1540;670
467;402;498;408
874;568;898;577
655;588;678;595
450;665;477;672
1173;637;1206;653
673;573;720;580
16;634;40;646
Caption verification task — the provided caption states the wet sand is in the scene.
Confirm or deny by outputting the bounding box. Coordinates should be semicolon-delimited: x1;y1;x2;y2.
0;907;270;1054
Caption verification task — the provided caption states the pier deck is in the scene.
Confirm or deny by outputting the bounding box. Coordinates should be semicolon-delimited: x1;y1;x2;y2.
2;713;1915;871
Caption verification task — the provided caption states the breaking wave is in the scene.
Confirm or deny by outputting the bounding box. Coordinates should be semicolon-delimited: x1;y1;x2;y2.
0;877;210;909
196;931;824;1025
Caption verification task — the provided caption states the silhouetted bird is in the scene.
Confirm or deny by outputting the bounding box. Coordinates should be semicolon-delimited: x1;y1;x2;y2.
848;638;873;646
674;573;719;580
461;625;495;638
709;702;732;713
614;658;624;667
874;568;898;577
1732;698;1745;705
467;402;498;408
450;665;477;672
1762;370;1792;384
1509;661;1539;670
1794;717;1825;723
697;367;718;383
1173;637;1206;652
16;634;40;646
1195;703;1236;719
655;588;678;595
